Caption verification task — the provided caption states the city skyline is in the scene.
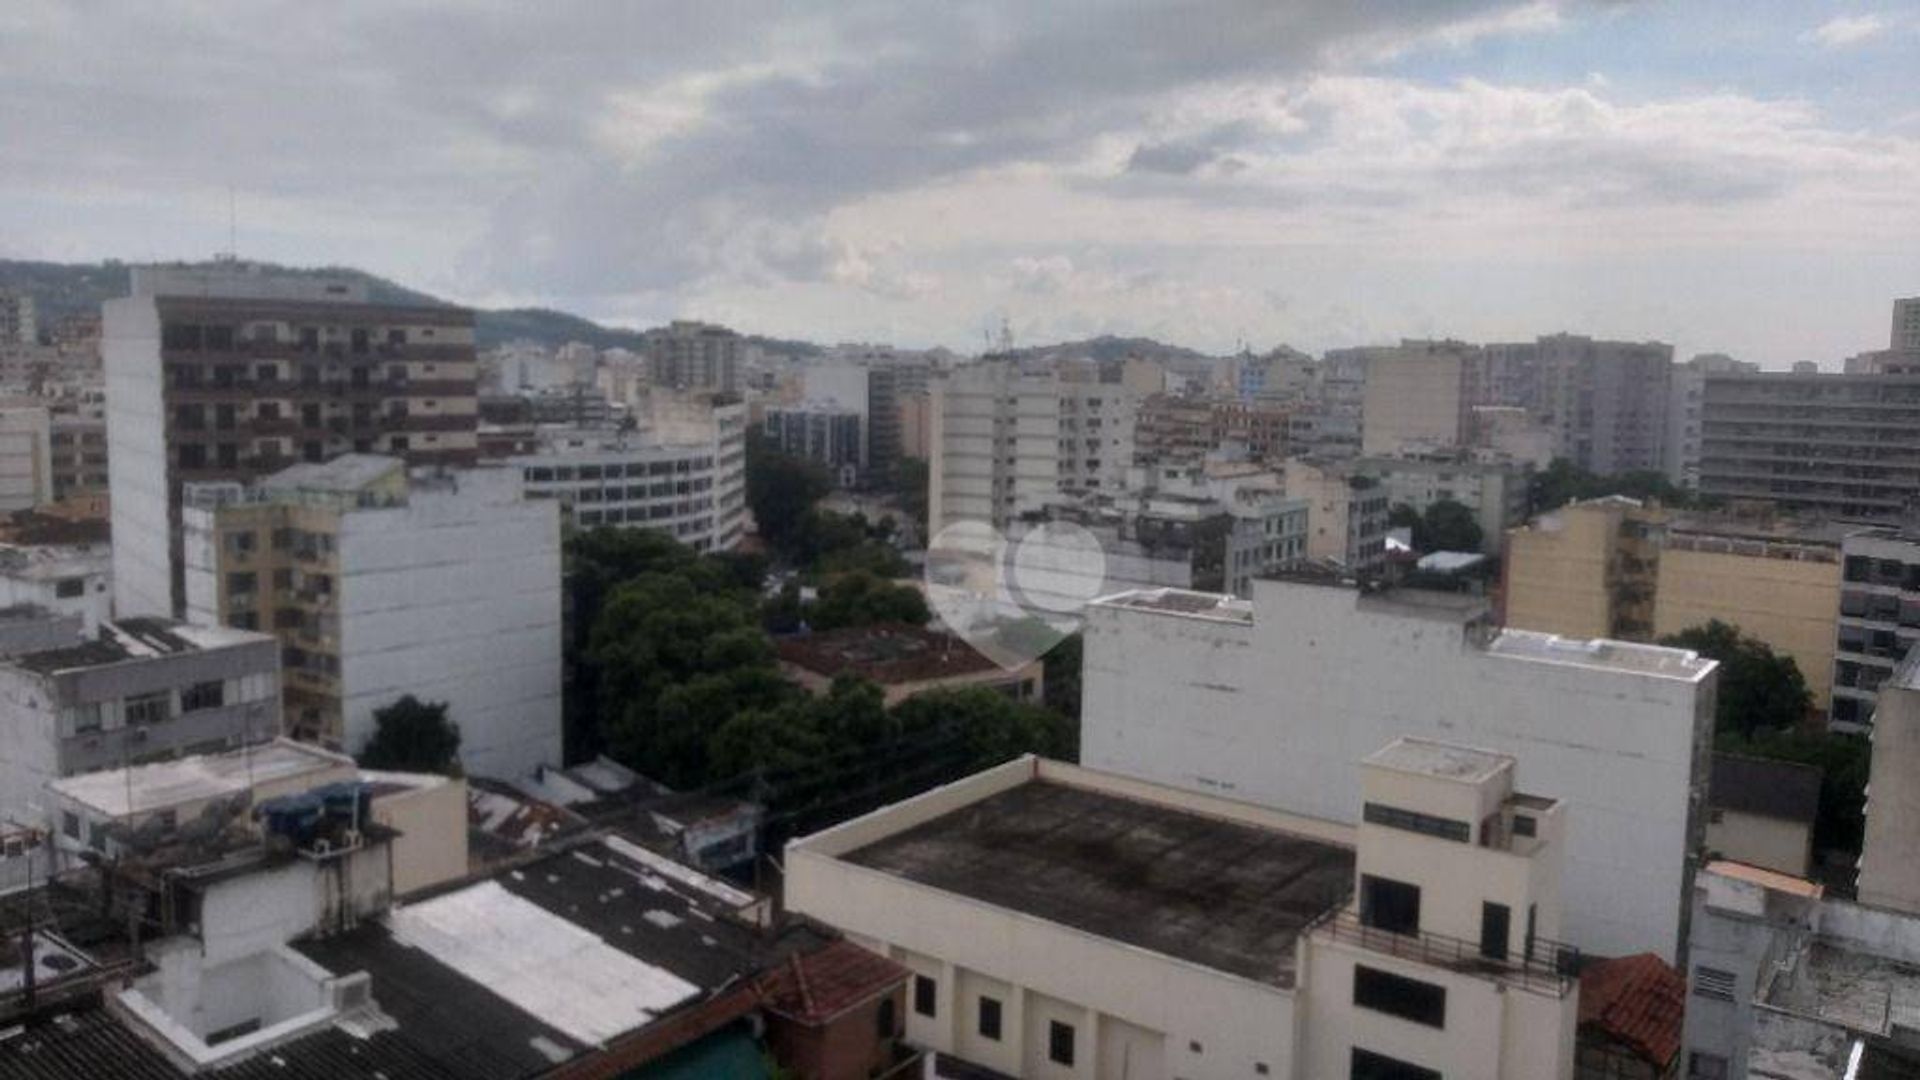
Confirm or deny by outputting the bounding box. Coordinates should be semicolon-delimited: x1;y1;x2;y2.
2;2;1917;368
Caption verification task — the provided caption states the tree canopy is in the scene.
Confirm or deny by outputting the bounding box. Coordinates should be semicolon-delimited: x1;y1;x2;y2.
1658;619;1812;736
358;695;461;775
1530;458;1706;514
807;570;930;631
745;430;833;558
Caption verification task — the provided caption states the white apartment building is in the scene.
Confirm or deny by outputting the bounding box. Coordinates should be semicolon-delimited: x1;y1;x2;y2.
930;361;1062;532
1354;455;1529;554
1665;353;1758;490
787;738;1580;1080
1079;580;1717;961
0;403;53;512
106;264;481;618
1057;378;1137;497
1857;652;1920;915
642;319;741;394
0;615;281;825
1279;458;1391;575
181;456;562;778
1829;522;1920;732
507;398;748;552
0;539;112;634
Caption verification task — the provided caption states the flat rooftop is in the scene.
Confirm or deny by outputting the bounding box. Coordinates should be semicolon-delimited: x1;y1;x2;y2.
1367;738;1511;783
1088;588;1254;625
7;617;271;675
50;739;349;817
776;623;1005;683
1763;939;1920;1040
1486;628;1716;681
843;780;1353;987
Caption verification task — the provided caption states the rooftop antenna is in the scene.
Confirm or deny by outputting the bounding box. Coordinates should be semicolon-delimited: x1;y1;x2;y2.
996;317;1014;354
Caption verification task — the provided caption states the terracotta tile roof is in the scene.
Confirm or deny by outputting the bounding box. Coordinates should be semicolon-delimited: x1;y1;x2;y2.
1579;952;1685;1067
753;939;908;1026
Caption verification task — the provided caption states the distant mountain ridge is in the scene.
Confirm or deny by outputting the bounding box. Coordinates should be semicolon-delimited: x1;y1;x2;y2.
1000;333;1225;368
0;258;1209;362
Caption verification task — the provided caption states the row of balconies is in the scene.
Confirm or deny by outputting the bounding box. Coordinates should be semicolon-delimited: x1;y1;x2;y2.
167;375;477;401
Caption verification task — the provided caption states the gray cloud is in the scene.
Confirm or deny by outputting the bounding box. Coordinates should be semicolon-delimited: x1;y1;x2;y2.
0;1;1505;299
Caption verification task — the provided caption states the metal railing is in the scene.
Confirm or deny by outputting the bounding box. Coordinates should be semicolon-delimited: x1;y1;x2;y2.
1310;911;1579;997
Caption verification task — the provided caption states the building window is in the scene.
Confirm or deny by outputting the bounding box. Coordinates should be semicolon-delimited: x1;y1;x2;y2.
62;812;79;839
1481;902;1510;961
1688;1051;1730;1079
1362;801;1470;843
1359;875;1421;935
877;997;897;1039
1353;965;1447;1029
71;704;101;734
54;577;85;598
977;996;1001;1041
124;692;171;727
1350;1047;1441;1080
913;975;936;1017
181;681;225;713
1510;814;1536;838
1048;1020;1075;1066
1693;966;1736;1002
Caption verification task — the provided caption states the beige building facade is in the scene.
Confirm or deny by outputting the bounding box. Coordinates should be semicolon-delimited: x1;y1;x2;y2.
787;740;1579;1080
1506;500;1845;710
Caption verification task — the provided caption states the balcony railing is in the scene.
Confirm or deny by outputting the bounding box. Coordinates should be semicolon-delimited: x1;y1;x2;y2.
1309;910;1579;997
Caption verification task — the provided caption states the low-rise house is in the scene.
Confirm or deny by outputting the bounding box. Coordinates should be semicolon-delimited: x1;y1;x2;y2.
1707;753;1822;879
0;616;281;824
777;623;1042;708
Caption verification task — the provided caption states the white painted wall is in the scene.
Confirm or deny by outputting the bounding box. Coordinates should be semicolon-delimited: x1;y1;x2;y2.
1298;938;1575;1080
336;471;562;779
0;668;61;824
0;543;112;634
1080;580;1714;961
104;297;174;617
789;852;1302;1080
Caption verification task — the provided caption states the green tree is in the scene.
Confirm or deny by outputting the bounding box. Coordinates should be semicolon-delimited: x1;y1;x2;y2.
564;528;773;764
1659;620;1812;736
588;572;797;785
893;457;930;537
746;430;832;558
893;686;1079;767
807;571;930;630
1043;632;1083;723
1419;500;1485;553
1388;503;1422;533
358;695;461;774
1529;458;1707;515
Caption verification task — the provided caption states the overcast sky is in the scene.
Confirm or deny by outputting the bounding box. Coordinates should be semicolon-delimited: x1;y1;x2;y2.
3;2;1916;367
